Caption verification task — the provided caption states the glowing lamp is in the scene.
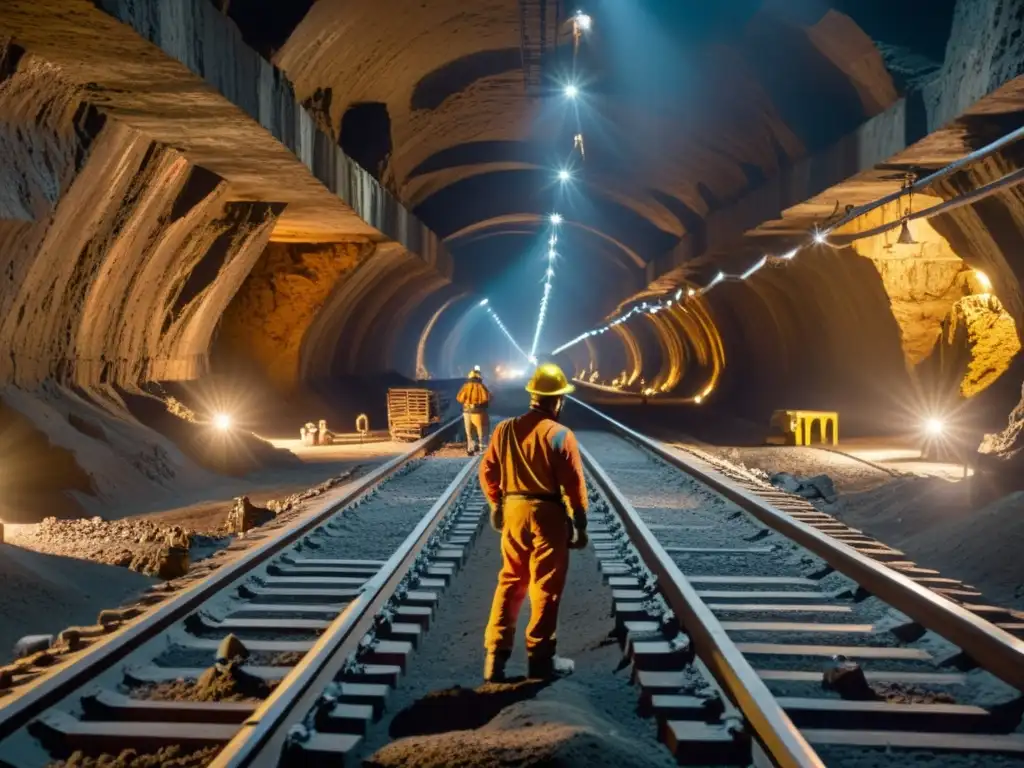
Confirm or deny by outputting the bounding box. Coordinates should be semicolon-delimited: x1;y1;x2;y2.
564;84;579;99
897;219;918;245
557;169;571;182
813;230;828;245
213;413;232;431
925;418;944;436
975;270;993;292
575;11;592;30
550;213;563;225
479;298;489;306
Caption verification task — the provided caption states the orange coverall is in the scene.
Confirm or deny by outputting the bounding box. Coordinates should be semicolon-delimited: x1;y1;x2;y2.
479;409;588;660
456;380;491;449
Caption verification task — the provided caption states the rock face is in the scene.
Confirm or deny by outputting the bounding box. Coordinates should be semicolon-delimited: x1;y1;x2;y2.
980;383;1024;466
216;241;376;391
0;42;281;388
923;294;1021;398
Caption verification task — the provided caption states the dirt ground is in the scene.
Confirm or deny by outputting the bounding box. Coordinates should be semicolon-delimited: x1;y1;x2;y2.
580;400;1024;612
358;510;678;768
0;439;412;664
671;442;1024;611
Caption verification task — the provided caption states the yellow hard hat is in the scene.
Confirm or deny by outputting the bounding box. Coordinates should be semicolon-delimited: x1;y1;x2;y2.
468;366;482;380
525;363;575;396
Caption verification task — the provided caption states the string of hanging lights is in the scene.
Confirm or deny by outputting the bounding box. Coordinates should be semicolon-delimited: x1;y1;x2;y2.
524;8;592;364
479;298;531;361
548;177;929;357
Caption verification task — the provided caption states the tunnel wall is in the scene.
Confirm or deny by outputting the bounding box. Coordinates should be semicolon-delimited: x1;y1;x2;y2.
0;47;281;389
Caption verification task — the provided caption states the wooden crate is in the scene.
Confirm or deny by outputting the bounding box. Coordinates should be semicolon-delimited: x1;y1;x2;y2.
387;388;441;442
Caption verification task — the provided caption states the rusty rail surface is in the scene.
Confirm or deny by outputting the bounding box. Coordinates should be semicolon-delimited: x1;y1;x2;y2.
0;417;461;741
570;397;1024;691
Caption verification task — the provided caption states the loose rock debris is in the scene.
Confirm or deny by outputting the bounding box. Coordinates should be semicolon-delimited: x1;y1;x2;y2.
12;516;218;579
770;471;839;502
47;746;219;768
12;466;365;582
131;661;275;703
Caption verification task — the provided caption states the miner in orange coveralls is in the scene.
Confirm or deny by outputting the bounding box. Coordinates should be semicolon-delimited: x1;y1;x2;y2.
479;362;589;682
456;366;491;456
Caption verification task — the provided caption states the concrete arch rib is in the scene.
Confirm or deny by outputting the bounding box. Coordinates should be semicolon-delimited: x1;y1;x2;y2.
438;302;488;379
414;290;469;380
337;259;437;375
373;272;452;375
446;214;646;270
299;243;410;383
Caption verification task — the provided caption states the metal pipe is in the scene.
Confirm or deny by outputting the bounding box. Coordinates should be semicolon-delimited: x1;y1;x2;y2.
831;166;1024;245
824;124;1024;236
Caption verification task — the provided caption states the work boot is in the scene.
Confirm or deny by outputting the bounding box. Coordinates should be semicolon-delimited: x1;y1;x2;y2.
483;649;511;682
527;654;575;680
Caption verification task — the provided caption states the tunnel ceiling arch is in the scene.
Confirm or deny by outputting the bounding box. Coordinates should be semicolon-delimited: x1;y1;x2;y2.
255;0;913;365
14;0;1024;443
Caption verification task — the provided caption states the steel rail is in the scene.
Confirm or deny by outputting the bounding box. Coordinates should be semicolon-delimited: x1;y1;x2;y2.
0;417;460;740
578;443;825;768
212;455;481;767
570;397;1024;690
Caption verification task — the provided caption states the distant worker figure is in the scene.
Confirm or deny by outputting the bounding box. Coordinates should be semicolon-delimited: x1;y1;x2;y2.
479;363;589;682
456;366;491;456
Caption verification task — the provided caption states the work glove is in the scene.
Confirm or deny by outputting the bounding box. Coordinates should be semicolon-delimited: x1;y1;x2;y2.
489;500;504;532
567;510;588;550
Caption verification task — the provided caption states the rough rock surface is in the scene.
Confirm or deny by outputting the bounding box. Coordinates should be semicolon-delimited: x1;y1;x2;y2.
769;471;838;503
11;516;219;578
216;241;376;390
927;293;1021;398
131;661;274;703
223;496;274;534
979;383;1024;468
0;46;281;388
48;747;219;768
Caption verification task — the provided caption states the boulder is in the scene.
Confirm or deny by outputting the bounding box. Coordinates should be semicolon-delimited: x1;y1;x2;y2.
225;495;275;534
157;546;190;580
799;474;839;503
769;472;802;493
771;471;838;503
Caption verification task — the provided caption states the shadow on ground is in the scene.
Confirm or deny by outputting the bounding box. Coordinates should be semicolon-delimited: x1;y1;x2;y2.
388;679;550;738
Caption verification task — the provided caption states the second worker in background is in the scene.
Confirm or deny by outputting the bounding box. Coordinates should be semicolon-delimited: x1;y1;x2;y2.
479;363;589;682
456;366;491;456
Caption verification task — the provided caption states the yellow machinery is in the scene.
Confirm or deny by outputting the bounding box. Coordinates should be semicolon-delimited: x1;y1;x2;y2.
387;388;441;442
767;409;839;446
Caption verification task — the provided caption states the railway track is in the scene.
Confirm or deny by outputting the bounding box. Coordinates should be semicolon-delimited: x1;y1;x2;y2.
4;398;1024;767
0;420;487;768
569;399;1024;767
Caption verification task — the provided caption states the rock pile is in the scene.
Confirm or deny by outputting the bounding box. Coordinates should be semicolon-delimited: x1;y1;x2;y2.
17;516;215;580
769;472;838;503
265;469;363;516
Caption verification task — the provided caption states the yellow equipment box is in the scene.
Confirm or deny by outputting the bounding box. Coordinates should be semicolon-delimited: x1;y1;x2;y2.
767;409;839;446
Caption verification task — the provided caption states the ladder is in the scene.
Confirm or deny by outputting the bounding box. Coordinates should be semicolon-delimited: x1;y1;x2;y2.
519;0;563;96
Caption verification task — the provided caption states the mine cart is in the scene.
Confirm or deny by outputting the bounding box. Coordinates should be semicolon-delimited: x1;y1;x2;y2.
387;388;441;441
